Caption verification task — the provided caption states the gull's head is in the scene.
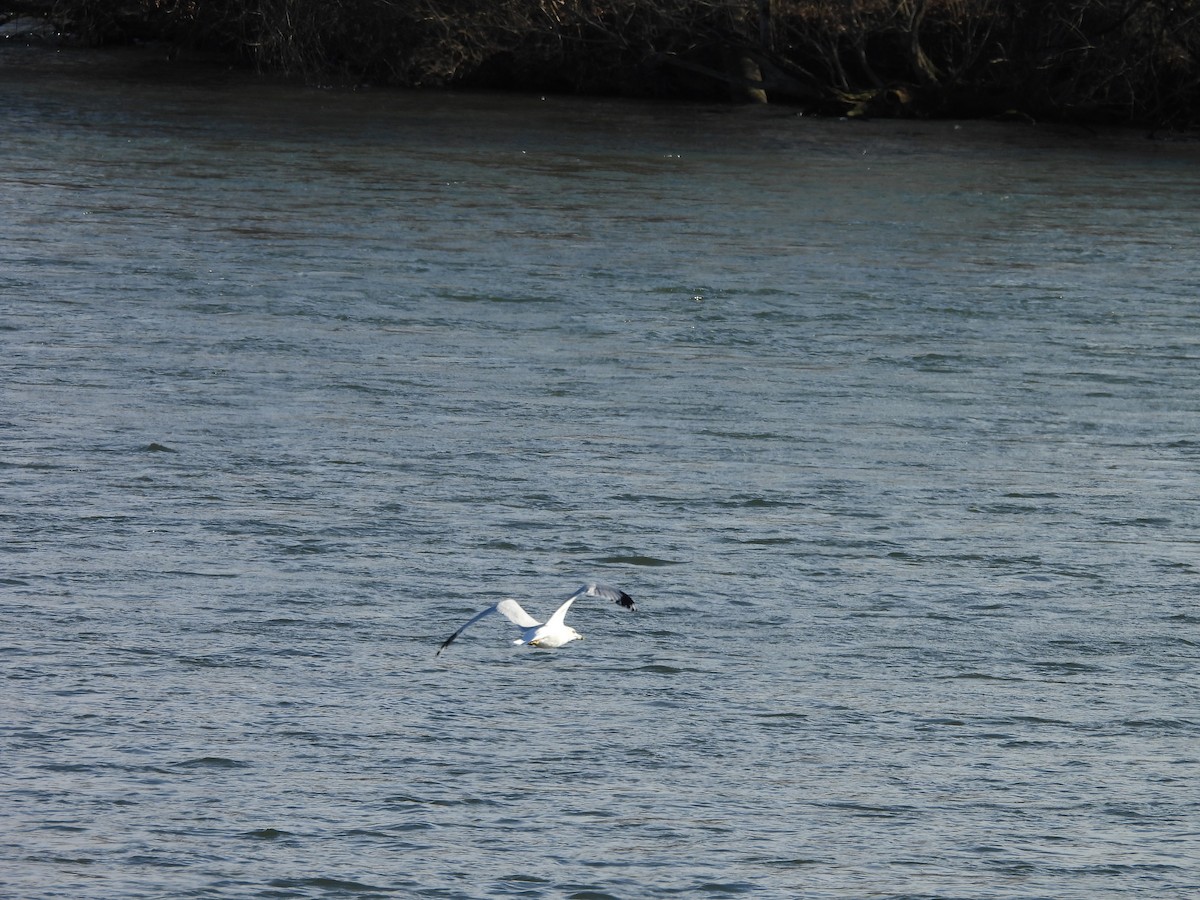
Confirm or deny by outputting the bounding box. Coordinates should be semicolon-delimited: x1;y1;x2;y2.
570;628;583;642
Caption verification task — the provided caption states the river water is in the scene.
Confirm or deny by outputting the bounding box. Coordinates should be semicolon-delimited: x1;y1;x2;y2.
2;45;1199;899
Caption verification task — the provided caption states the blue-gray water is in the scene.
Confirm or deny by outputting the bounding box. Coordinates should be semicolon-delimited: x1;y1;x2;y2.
3;46;1199;899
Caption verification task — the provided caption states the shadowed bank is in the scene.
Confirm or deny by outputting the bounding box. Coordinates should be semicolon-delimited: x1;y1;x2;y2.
4;0;1200;128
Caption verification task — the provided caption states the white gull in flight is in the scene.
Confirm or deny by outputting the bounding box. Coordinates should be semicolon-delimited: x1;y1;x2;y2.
436;582;635;655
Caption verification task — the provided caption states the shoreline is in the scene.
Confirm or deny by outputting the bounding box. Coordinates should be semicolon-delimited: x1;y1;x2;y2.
4;2;1199;133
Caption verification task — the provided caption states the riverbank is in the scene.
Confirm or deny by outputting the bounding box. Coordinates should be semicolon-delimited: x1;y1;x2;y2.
4;1;1198;129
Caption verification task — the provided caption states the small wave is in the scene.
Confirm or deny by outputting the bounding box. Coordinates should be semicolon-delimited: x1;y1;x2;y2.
595;555;679;566
345;823;435;837
818;800;915;819
175;756;251;770
162;570;240;579
178;655;246;669
242;827;293;840
754;856;824;867
280;540;335;555
1119;717;1198;733
695;885;758;897
946;672;1027;682
756;711;809;721
268;877;395;894
1167;612;1200;624
1029;660;1108;676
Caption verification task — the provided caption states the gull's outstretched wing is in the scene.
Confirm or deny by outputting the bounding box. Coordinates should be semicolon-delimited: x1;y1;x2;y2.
436;599;540;656
572;582;636;611
545;582;636;628
495;599;540;628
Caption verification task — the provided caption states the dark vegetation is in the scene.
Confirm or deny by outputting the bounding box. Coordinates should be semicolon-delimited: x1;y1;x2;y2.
5;1;1199;127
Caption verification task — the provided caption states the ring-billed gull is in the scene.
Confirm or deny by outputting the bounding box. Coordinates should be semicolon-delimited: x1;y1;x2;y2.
436;582;635;655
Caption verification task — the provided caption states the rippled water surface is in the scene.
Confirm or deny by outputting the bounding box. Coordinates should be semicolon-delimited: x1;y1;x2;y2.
3;46;1199;899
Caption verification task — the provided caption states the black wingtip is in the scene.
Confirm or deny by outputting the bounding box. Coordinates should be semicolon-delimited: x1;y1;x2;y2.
436;635;455;656
617;591;635;611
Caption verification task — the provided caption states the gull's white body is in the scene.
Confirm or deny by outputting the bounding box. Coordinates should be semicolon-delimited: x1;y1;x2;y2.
437;582;635;655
